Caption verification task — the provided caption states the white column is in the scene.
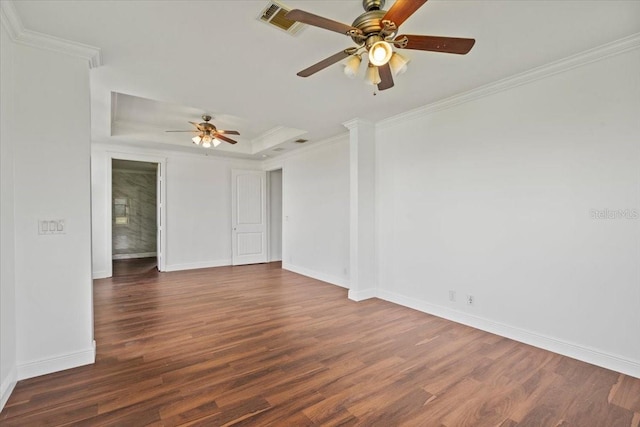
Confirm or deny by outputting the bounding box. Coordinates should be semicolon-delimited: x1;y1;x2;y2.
343;119;377;301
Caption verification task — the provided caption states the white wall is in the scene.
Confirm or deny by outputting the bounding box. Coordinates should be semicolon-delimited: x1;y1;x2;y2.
269;169;283;262
274;137;351;288
91;145;259;275
0;17;18;411
11;44;95;379
166;155;242;270
376;48;640;376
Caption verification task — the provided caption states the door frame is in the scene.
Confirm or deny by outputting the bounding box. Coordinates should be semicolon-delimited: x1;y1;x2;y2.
266;168;283;262
106;152;167;276
231;169;268;266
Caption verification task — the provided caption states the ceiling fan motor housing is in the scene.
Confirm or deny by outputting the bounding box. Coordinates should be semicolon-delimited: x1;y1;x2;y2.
351;10;386;44
199;115;217;131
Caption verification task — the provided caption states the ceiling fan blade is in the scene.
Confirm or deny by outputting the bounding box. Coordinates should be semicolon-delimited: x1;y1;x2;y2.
214;134;238;145
297;48;356;77
217;130;240;135
165;130;199;132
286;9;359;36
189;121;205;130
383;0;428;27
377;63;394;91
396;35;476;54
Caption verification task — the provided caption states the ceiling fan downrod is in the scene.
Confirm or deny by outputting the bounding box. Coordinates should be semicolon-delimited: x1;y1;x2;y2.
363;0;385;12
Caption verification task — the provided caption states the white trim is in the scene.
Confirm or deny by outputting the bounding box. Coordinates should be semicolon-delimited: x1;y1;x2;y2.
378;290;640;379
261;132;349;171
112;252;157;260
164;259;231;272
250;125;308;153
348;288;377;301
379;32;640;130
266;171;272;263
93;142;260;166
0;0;102;68
343;119;377;303
92;270;110;280
282;262;350;289
0;1;19;40
266;169;284;263
105;152;167;277
0;366;17;412
17;341;96;381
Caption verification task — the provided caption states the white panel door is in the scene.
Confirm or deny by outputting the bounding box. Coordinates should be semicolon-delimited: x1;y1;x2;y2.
232;169;267;265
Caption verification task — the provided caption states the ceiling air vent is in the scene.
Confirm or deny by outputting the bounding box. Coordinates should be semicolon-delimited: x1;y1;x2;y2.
294;139;308;143
258;1;305;35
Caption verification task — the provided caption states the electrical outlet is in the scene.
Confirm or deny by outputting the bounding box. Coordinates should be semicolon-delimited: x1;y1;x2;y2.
466;295;474;305
448;290;456;302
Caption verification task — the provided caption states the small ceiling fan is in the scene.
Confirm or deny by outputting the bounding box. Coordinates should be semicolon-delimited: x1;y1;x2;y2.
286;0;475;91
166;115;240;148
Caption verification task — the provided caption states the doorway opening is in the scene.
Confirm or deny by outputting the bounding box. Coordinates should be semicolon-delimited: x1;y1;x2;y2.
111;159;158;276
268;169;283;262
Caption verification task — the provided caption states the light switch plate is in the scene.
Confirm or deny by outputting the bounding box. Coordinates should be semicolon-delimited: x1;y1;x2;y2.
38;219;66;235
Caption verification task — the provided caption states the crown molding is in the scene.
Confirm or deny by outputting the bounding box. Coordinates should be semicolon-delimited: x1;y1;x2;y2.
0;0;19;40
0;0;102;68
380;32;640;129
261;131;349;170
342;118;374;131
250;126;308;154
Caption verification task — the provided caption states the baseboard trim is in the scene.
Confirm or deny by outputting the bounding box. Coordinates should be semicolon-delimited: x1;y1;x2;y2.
348;288;377;301
0;366;17;413
377;290;640;379
112;252;156;260
92;269;110;279
282;263;350;289
164;259;231;272
17;340;96;381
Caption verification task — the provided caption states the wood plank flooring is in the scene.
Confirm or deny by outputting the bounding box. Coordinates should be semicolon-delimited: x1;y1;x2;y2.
112;257;158;278
2;262;639;426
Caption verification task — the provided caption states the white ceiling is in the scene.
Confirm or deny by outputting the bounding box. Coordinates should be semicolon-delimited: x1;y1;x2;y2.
11;0;640;159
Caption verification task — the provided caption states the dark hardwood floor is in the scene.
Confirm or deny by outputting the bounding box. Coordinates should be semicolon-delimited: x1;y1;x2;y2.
112;257;158;278
2;262;639;426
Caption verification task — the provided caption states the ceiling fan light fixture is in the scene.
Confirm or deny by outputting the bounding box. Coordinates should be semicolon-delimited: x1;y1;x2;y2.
343;54;362;79
172;116;239;147
285;2;475;91
389;51;410;76
194;133;215;148
368;40;393;66
365;64;381;85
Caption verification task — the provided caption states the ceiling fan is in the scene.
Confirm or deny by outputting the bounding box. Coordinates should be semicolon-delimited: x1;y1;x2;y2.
286;0;475;91
166;115;240;148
